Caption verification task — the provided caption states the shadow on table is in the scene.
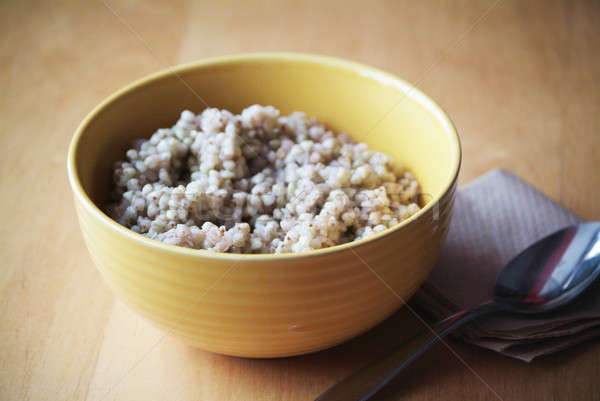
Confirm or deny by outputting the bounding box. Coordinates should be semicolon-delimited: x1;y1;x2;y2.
182;306;470;400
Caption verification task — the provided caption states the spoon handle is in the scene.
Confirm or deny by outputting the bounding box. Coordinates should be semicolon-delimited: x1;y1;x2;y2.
315;302;501;401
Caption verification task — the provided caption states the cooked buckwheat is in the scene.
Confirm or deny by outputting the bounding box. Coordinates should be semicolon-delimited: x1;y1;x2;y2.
108;105;422;253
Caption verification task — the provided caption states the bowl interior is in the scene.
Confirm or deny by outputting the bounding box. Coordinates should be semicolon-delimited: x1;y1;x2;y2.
73;54;459;221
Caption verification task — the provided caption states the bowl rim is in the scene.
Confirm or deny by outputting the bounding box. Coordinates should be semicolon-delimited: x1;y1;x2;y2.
67;52;461;261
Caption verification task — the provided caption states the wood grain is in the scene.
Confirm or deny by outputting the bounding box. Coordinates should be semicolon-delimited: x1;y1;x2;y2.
1;1;599;400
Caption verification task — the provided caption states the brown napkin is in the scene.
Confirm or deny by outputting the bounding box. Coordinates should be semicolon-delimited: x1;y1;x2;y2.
412;169;600;362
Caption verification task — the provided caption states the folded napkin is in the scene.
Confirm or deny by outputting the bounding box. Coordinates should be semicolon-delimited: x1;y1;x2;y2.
412;169;599;362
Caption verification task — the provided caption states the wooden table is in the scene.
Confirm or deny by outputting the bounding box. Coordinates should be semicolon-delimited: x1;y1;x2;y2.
2;1;599;400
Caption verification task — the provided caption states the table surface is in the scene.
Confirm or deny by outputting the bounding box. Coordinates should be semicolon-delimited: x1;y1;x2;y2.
2;1;599;400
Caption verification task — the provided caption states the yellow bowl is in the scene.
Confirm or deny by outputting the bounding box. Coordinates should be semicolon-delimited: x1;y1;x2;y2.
67;53;460;358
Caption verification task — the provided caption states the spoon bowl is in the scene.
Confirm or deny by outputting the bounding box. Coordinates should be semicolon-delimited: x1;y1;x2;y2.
493;222;600;313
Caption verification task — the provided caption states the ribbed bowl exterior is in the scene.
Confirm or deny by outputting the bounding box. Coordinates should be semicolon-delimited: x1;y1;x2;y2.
68;54;460;358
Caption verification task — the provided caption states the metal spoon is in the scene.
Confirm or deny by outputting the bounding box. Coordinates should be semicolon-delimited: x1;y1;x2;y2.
316;222;600;401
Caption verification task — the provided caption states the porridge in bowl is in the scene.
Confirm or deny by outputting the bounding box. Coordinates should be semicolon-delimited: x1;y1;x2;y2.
108;105;422;253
